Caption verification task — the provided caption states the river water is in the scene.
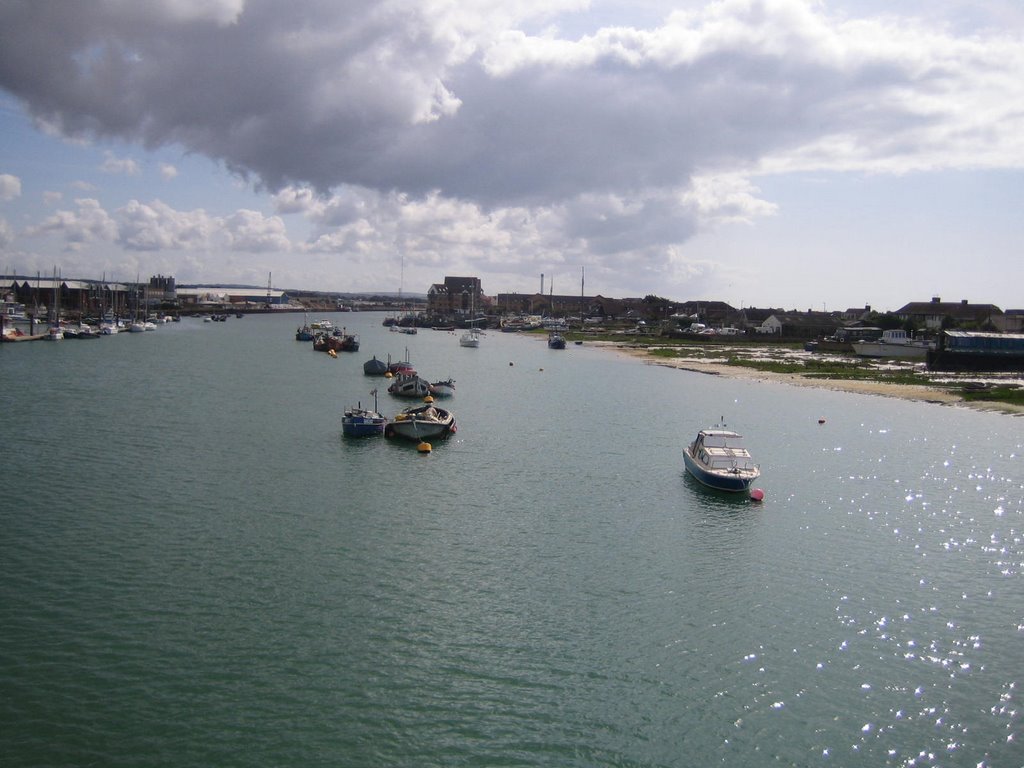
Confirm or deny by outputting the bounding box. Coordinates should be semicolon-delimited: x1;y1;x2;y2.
1;312;1021;767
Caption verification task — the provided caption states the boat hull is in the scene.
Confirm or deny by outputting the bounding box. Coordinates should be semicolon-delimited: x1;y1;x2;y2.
851;342;930;359
363;357;389;375
388;373;431;398
385;405;456;441
342;411;386;437
683;449;759;492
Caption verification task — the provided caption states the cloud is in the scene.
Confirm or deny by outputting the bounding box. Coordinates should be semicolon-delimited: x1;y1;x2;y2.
100;152;141;176
25;198;119;250
159;163;178;180
0;174;22;201
1;0;1023;298
3;0;1020;204
0;217;12;247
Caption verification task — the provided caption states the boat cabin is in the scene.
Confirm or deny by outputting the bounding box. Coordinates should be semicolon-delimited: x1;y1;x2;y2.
693;430;757;472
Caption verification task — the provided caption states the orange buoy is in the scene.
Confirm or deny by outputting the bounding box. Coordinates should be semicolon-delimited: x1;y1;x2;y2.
750;488;765;502
417;441;432;453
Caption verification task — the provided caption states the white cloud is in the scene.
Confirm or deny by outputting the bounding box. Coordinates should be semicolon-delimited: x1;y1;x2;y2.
0;217;12;247
100;152;141;176
0;174;21;201
159;163;179;180
25;198;119;250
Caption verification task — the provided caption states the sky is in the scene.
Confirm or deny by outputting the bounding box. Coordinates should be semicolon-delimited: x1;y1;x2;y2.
1;0;1022;313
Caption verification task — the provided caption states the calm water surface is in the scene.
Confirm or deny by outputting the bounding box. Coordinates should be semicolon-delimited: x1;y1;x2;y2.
1;312;1021;767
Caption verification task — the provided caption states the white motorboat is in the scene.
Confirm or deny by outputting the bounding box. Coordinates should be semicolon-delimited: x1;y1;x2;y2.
852;329;933;359
459;328;480;348
683;427;761;493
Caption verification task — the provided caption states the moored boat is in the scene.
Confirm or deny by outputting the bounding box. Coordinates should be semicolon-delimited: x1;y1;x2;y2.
363;355;389;376
429;378;456;398
385;398;456;441
683;427;760;493
852;329;933;359
548;331;567;349
388;372;432;398
342;391;387;437
459;328;480;348
926;330;1024;372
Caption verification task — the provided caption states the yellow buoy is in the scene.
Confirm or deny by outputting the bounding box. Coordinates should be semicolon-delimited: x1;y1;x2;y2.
417;441;432;453
328;349;337;358
423;395;434;403
385;371;393;378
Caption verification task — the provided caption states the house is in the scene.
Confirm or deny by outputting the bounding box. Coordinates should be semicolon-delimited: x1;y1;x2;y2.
993;309;1024;334
427;276;483;317
895;297;1002;330
757;310;842;339
670;300;736;327
841;305;872;322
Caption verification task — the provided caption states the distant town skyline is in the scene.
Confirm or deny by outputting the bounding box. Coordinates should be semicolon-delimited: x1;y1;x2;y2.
2;1;1022;314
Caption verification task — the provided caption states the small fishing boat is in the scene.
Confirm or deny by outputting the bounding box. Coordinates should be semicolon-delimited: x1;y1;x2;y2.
387;371;432;398
385;398;456;441
363;355;389;376
683;427;760;493
342;391;386;437
429;378;455;398
548;331;566;349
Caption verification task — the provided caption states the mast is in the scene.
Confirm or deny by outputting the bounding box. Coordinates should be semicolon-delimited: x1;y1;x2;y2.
580;266;585;329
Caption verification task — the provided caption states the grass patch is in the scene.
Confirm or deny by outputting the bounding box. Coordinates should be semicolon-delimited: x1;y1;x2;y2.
960;386;1024;406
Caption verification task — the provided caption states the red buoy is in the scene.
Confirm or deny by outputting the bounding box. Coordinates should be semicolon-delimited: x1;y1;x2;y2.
750;488;765;502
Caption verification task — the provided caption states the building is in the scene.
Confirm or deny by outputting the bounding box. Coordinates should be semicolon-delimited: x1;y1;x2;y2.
895;297;1003;330
757;310;842;339
427;277;484;317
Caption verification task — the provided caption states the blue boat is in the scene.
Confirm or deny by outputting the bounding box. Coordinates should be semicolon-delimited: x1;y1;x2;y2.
342;391;386;437
682;428;760;492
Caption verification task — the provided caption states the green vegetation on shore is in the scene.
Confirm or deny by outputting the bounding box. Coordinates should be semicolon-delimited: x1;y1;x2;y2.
598;336;1023;409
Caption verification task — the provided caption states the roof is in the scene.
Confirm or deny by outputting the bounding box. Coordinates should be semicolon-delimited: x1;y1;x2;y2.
896;301;1002;317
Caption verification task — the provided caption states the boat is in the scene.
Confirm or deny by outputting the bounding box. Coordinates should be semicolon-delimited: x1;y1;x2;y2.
926;330;1024;372
547;331;567;349
459;328;480;348
385;398;457;441
387;372;432;398
683;427;761;493
363;355;389;376
851;329;933;359
338;332;359;352
342;391;387;437
429;378;456;398
1;327;46;342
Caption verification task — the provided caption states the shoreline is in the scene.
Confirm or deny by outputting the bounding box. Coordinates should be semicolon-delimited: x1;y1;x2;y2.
595;342;1024;416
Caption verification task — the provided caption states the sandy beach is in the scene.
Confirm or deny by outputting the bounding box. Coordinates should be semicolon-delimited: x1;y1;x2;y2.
600;342;1024;416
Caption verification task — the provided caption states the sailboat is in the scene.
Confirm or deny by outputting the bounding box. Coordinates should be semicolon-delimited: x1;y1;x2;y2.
43;268;64;341
459;287;481;347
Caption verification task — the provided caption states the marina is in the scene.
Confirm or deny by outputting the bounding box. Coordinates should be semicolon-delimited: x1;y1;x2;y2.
1;311;1021;767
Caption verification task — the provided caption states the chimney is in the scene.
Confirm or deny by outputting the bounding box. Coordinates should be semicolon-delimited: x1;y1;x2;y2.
931;296;941;304
961;299;968;305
